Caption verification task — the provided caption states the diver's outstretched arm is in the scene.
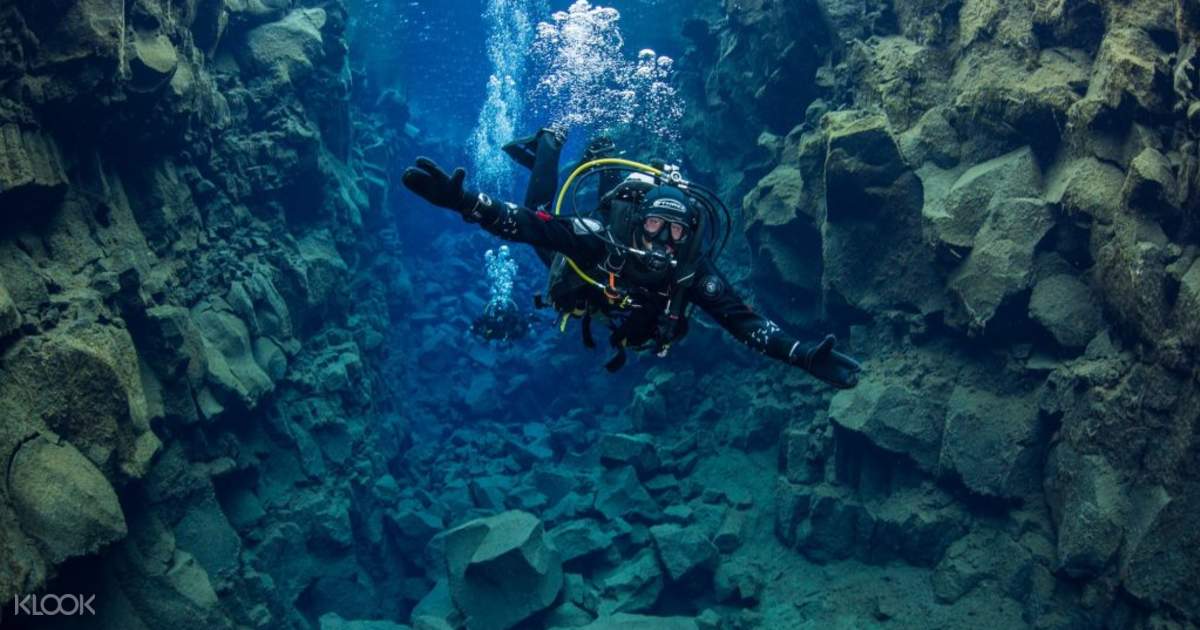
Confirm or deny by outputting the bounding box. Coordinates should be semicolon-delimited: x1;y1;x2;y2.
689;262;861;389
403;157;607;265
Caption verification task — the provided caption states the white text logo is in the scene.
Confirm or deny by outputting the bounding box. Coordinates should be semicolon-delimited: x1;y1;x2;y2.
12;594;97;616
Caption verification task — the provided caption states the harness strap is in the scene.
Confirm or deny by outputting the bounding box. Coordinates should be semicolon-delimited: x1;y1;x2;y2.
604;272;621;302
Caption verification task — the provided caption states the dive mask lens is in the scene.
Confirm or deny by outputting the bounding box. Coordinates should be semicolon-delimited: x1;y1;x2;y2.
643;216;688;243
669;222;689;243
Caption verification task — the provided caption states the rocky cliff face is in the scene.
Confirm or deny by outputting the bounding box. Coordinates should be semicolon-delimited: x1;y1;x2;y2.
675;0;1200;626
0;1;413;627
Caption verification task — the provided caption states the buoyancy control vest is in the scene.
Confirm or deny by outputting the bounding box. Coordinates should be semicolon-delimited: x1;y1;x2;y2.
534;160;711;372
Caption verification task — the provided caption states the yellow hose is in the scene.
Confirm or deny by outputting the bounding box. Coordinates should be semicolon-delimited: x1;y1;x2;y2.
553;158;664;289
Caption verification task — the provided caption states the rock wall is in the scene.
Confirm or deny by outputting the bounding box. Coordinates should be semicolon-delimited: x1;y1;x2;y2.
0;1;414;627
676;0;1200;626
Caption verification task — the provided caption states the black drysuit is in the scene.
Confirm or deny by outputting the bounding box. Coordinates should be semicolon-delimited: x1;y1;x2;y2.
401;132;862;388
465;194;807;365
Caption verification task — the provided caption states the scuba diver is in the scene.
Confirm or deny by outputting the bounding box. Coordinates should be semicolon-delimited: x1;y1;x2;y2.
402;128;862;389
471;299;529;342
471;245;530;343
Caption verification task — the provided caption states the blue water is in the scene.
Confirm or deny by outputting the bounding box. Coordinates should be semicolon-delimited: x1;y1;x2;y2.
352;0;694;198
351;0;707;435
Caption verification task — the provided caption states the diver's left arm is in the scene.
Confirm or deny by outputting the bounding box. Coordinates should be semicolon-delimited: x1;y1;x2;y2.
688;263;862;389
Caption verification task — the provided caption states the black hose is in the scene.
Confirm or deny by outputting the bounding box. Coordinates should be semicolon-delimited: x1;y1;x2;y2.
568;165;647;218
683;180;733;259
560;164;735;263
561;165;652;254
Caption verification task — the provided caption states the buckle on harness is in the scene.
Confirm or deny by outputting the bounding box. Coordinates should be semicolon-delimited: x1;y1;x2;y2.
604;272;633;308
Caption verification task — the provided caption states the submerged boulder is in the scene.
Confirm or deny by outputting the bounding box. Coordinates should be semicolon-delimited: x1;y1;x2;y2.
821;112;943;316
629;371;673;431
1174;258;1200;349
298;231;351;310
0;124;68;213
0;282;20;338
594;467;660;522
1044;445;1127;578
950;48;1088;153
931;528;1037;603
742;129;828;324
130;31;180;90
713;558;764;604
1120;147;1180;218
825;113;911;222
743;165;805;226
8;436;127;564
440;510;563;630
0;327;160;479
1120;484;1200;619
549;519;614;565
948;197;1055;333
101;506;232;630
387;503;444;554
225;0;292;18
18;0;125;71
543;602;594;629
1087;26;1171;117
1029;273;1104;349
713;509;746;553
649;524;719;581
1093;214;1174;343
828;377;946;472
241;8;328;84
411;579;460;628
192;299;275;413
937;385;1045;498
870;483;970;566
927;146;1043;253
598;549;663;615
599;434;660;477
1045;156;1125;223
794;488;875;562
899;106;961;168
173;493;243;579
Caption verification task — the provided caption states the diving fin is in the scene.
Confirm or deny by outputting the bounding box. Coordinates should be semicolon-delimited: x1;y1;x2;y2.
503;128;566;171
582;135;617;162
502;133;539;170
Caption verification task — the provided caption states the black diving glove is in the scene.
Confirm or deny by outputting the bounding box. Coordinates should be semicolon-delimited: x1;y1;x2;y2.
402;157;475;213
791;335;862;390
